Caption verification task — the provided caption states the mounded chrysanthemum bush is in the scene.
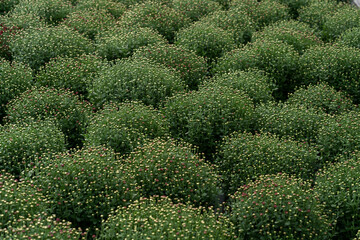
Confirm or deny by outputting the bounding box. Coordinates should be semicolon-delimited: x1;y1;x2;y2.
0;58;33;121
336;27;360;49
0;23;19;60
228;173;332;239
95;26;167;61
10;25;94;71
216;131;320;195
122;138;221;207
75;0;127;19
213;38;299;100
202;68;275;105
315;152;360;239
255;101;326;143
88;58;185;109
99;196;235;239
162;86;254;159
119;1;191;42
170;0;221;22
252;19;322;54
5;87;92;148
35;54;107;98
175;21;236;63
298;43;360;104
0;120;66;176
287;82;354;115
30;146;140;233
84;101;169;155
132;43;207;90
316;110;360;162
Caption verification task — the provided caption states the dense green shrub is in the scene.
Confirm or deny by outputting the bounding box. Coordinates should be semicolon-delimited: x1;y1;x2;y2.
199;7;255;45
132;43;207;90
217;131;320;195
214;39;299;100
287;82;354;115
9;0;73;25
315;152;360;239
75;0;127;18
31;146;140;231
95;26;166;61
123;138;221;207
0;11;46;30
255;102;326;143
1;213;83;239
276;0;310;18
298;44;360;103
119;1;191;42
321;4;360;42
0;58;33;121
252;20;322;54
230;0;290;30
84;101;169;154
5;87;92;148
63;8;116;40
162;86;254;158
0;23;19;60
99;196;235;239
0;120;66;176
337;27;360;49
298;0;338;32
170;0;221;22
35;54;107;98
0;0;19;15
316;110;360;162
88;58;185;109
10;25;94;71
202;69;274;104
228;173;332;239
0;170;50;229
175;21;236;63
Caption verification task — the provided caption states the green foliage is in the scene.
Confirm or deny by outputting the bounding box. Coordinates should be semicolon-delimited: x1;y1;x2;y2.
123;138;221;207
230;0;290;30
162;86;254;158
214;39;299;100
0;11;46;30
75;0;127;19
35;54;107;98
228;173;332;239
0;23;19;60
276;0;310;18
315;152;360;239
316;110;360;162
63;8;116;40
9;0;73;25
287;82;354;115
84;101;169;154
0;0;19;15
31;146;140;231
252;20;322;54
298;44;360;103
216;131;320;195
119;1;191;42
202;69;274;105
1;212;83;239
0;58;33;121
132;43;207;90
5;87;92;148
337;27;360;49
298;0;338;32
0;170;50;229
0;120;66;176
95;26;166;61
255;102;325;143
10;25;94;71
170;0;221;22
175;21;236;63
88;58;185;109
321;4;360;42
99;196;235;239
199;7;255;45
